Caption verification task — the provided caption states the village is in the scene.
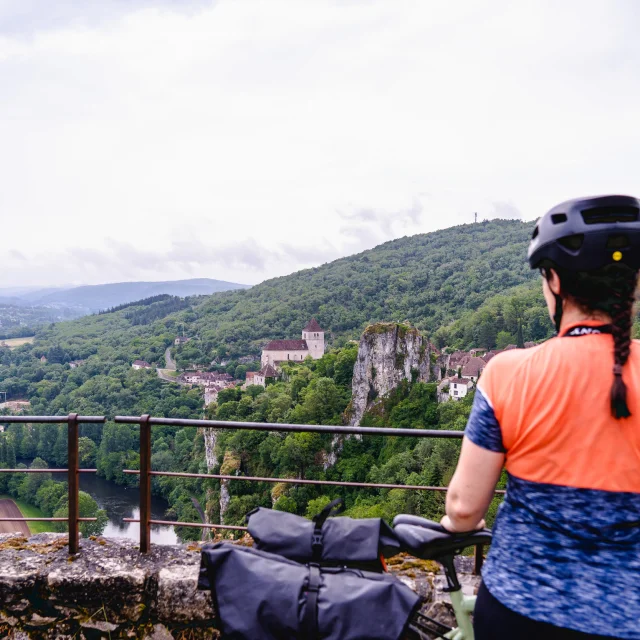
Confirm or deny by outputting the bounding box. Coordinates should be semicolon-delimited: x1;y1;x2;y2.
433;340;536;402
126;318;538;410
129;319;327;407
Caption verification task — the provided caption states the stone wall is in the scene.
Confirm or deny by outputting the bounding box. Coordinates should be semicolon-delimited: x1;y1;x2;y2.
0;533;479;639
0;533;216;639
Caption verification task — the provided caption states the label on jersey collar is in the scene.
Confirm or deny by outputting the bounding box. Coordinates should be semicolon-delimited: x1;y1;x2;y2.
563;324;612;337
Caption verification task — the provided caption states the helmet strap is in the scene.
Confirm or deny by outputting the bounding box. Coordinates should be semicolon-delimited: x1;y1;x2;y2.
553;293;563;334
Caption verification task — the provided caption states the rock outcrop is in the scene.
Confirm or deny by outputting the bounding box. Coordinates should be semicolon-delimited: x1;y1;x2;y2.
218;452;241;524
202;428;218;471
348;323;432;426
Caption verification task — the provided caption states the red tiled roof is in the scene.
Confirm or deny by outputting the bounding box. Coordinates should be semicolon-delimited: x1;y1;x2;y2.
263;339;308;351
303;318;324;332
133;360;151;367
450;377;472;385
461;357;486;377
259;364;278;377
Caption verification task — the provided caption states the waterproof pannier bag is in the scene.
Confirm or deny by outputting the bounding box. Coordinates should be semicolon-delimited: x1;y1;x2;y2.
247;498;401;570
198;542;421;640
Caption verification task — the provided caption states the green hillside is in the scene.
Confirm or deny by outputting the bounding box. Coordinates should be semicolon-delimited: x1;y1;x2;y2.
181;219;538;362
0;219;544;538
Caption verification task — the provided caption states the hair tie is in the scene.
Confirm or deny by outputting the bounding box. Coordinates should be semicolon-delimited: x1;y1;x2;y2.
613;364;623;376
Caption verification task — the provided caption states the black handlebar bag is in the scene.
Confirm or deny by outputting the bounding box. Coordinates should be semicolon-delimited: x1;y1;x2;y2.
247;498;401;571
198;542;421;640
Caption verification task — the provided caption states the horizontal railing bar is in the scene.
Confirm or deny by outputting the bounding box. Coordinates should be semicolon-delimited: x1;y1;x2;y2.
115;416;464;439
123;469;506;494
0;416;106;423
124;518;247;531
0;469;97;473
0;517;97;522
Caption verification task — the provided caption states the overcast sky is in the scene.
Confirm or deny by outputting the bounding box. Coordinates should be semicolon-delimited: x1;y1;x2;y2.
1;0;639;288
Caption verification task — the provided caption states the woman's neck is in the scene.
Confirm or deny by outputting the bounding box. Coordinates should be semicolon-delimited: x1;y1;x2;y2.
559;302;611;333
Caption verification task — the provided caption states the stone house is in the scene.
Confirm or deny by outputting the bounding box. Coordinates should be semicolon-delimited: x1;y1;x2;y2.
461;357;486;382
261;319;325;367
132;360;151;370
174;336;191;345
253;364;278;387
449;377;473;400
243;372;257;388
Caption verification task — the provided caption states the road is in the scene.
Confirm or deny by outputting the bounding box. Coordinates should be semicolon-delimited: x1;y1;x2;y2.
0;498;31;535
157;368;187;384
164;347;176;371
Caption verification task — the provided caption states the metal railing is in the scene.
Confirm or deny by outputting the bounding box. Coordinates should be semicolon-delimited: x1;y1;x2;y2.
0;413;500;569
0;414;106;554
115;415;502;572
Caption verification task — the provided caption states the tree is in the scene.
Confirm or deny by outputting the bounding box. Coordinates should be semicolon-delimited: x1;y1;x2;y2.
78;437;97;467
496;331;516;350
53;491;108;537
18;457;51;503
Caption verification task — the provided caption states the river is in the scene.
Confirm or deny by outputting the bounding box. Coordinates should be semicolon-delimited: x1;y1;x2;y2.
75;473;178;544
44;471;179;544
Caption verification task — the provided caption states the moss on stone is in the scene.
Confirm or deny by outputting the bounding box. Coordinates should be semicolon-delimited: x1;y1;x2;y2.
220;451;241;476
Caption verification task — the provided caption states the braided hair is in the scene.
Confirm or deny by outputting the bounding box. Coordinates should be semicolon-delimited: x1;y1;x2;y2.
545;263;638;419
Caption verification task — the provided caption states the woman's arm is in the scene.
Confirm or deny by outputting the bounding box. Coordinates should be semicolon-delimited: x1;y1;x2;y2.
441;436;504;532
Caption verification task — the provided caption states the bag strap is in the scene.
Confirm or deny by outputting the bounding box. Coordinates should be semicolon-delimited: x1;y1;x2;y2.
302;563;321;639
311;498;344;561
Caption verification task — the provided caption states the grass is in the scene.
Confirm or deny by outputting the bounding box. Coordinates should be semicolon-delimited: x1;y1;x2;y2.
1;336;35;349
0;494;55;534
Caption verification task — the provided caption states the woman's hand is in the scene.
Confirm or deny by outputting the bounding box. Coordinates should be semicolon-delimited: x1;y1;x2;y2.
440;515;486;533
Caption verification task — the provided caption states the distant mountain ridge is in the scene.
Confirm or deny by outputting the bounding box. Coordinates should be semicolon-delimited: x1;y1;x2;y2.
0;278;250;316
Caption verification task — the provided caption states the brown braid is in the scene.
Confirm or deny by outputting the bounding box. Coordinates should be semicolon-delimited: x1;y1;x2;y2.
548;263;638;419
609;273;636;418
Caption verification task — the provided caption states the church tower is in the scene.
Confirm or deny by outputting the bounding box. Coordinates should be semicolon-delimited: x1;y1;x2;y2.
302;318;325;359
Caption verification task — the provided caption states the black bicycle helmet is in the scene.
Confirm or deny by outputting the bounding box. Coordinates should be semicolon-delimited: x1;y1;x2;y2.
528;194;640;271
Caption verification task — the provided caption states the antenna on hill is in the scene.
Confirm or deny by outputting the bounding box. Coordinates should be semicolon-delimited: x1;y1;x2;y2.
474;212;478;223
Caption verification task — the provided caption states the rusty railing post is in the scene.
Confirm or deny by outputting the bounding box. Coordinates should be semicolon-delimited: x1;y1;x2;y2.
140;414;152;553
473;544;484;575
67;413;79;554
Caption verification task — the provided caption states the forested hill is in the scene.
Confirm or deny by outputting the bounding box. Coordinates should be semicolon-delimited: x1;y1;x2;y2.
183;219;537;360
2;219;538;369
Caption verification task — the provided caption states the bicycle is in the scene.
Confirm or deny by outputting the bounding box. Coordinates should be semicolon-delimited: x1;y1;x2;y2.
392;514;492;640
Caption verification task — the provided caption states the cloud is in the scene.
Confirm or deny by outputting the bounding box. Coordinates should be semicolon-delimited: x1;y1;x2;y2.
337;197;425;252
1;0;640;288
491;201;522;220
0;0;212;36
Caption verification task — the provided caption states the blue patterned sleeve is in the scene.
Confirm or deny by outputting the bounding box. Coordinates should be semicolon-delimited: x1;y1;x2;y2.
465;388;505;453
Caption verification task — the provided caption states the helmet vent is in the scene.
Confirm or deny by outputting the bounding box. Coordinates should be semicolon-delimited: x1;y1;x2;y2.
607;234;630;249
532;226;539;239
558;234;584;252
581;206;639;225
551;213;567;224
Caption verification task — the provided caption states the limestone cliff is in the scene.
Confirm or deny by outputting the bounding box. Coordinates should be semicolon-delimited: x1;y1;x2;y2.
348;322;431;426
219;451;241;524
202;428;218;471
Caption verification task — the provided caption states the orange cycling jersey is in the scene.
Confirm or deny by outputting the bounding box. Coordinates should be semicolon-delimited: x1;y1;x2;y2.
477;319;640;492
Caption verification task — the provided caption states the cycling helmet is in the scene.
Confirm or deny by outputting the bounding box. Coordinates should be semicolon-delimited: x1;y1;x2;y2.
528;195;640;271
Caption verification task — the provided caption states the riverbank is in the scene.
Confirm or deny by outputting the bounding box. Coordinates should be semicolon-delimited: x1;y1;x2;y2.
0;495;49;534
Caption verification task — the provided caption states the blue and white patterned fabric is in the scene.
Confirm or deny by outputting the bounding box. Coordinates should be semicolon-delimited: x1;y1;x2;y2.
466;388;640;639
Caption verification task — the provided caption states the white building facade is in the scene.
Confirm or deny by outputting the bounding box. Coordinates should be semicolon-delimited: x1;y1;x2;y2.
261;319;325;367
449;378;473;400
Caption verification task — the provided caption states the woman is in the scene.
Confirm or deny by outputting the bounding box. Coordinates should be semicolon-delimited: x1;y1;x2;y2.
442;195;640;639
